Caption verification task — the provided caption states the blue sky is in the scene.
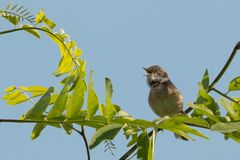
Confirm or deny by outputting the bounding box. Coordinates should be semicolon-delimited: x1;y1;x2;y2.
0;0;240;160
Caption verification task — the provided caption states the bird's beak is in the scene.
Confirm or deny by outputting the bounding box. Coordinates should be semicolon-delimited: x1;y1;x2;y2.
143;67;149;76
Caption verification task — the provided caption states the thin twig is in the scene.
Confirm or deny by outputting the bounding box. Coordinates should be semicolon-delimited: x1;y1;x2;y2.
0;27;81;74
184;41;240;114
128;152;137;160
1;10;35;25
64;124;90;160
208;41;240;90
81;126;90;160
104;140;115;156
22;92;35;105
0;118;91;159
0;118;106;125
119;129;162;160
211;88;239;104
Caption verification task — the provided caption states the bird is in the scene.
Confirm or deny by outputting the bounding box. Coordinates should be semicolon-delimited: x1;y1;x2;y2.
143;65;187;140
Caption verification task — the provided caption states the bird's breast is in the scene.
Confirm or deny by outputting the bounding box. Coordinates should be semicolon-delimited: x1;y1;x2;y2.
148;87;183;117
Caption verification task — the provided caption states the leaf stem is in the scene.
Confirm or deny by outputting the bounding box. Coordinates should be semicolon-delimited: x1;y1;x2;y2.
0;27;81;74
184;41;240;114
119;129;161;160
211;88;239;104
63;124;90;160
1;10;35;25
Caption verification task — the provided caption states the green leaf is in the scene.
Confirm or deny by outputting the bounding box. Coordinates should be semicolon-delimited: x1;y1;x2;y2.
169;115;210;128
158;120;209;140
3;89;29;105
4;86;16;93
89;123;122;149
6;94;29;105
131;119;155;128
79;60;87;78
195;83;220;115
77;121;105;129
47;84;69;119
202;69;209;91
75;48;83;57
105;77;113;103
3;90;21;100
157;121;194;140
188;103;220;122
24;87;54;120
137;130;149;160
148;129;156;160
105;104;119;122
41;26;73;77
87;71;99;119
89;115;107;124
123;125;139;139
62;123;73;135
2;13;20;25
112;117;133;124
127;134;138;147
31;123;46;140
6;2;12;10
66;78;85;119
11;4;18;11
60;75;75;85
49;94;59;105
16;6;24;13
35;9;45;24
54;54;74;76
174;123;209;139
31;92;45;98
43;18;56;29
19;85;48;92
21;24;40;38
211;122;240;133
220;98;239;120
228;76;240;92
225;132;240;143
168;128;194;140
104;78;117;121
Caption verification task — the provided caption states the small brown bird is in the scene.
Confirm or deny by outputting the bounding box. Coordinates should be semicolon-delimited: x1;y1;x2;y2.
144;65;186;140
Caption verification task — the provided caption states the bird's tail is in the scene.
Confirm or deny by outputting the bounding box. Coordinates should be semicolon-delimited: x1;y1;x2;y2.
174;133;189;141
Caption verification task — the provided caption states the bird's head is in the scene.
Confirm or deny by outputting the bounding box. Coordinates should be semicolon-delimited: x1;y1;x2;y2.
143;65;169;88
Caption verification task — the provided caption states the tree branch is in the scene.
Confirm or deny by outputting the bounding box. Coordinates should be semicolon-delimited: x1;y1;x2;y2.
0;118;106;125
183;41;240;115
0;118;91;159
209;41;240;90
118;42;240;159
